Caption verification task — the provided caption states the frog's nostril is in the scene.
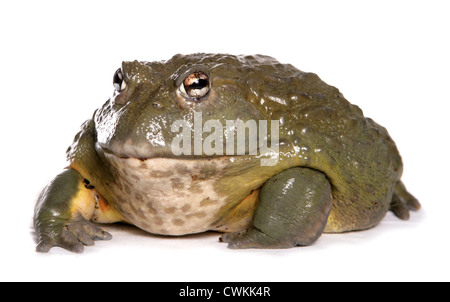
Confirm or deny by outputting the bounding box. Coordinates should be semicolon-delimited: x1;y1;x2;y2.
152;102;164;109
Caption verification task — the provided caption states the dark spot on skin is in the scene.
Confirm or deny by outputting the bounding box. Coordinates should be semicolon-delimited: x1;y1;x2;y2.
136;209;147;220
189;183;203;194
181;204;191;212
130;203;149;220
191;174;199;181
85;184;95;189
145;202;157;215
152;170;174;178
154;217;163;225
175;164;191;175
165;207;176;214
186;212;207;219
173;219;185;226
170;177;184;190
200;197;214;207
83;179;90;185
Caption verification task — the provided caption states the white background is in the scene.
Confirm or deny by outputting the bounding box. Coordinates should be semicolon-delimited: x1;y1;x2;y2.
1;0;449;282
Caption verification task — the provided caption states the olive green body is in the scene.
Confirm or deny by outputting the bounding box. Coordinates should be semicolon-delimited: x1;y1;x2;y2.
34;53;420;252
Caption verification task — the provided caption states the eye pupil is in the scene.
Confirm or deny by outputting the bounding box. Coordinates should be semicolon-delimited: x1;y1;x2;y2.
190;78;208;90
182;71;210;99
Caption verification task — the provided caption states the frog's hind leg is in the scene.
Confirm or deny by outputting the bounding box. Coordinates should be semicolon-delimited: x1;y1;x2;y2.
389;180;421;220
220;167;333;249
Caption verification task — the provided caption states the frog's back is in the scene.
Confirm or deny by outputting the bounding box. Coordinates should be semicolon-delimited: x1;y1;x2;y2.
232;54;404;232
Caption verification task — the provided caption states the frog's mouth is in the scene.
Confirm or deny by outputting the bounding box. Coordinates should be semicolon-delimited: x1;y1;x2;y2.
96;139;280;168
97;142;162;161
95;125;264;161
96;141;230;161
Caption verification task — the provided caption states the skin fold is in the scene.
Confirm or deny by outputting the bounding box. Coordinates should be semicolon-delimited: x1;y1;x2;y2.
34;53;420;253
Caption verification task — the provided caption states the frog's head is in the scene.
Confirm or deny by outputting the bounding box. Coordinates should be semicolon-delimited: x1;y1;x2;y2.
95;53;279;160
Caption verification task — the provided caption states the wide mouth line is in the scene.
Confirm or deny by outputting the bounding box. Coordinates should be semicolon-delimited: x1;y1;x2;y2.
96;142;240;162
97;142;155;161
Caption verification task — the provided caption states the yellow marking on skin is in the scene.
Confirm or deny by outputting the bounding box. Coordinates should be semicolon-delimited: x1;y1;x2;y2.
215;189;260;233
92;192;124;224
323;212;340;233
70;182;96;220
69;162;125;224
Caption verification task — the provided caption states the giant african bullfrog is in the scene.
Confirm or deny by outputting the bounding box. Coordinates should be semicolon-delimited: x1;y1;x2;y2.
34;53;420;253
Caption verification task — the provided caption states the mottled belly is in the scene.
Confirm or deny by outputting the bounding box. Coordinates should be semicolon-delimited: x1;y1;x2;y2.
103;155;246;235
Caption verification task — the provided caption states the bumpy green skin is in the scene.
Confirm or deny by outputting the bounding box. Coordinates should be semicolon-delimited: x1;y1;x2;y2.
34;53;420;252
221;167;333;248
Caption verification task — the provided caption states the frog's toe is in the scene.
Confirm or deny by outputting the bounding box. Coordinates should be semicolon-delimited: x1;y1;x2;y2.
36;215;112;253
36;229;84;253
220;227;291;249
390;181;421;220
56;227;86;253
36;240;55;253
62;218;112;253
219;233;233;244
67;217;112;245
219;230;258;247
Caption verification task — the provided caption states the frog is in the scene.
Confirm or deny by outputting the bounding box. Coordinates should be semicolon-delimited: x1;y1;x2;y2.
33;53;420;253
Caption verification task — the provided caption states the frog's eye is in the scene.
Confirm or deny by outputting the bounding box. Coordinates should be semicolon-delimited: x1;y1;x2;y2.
113;68;127;92
180;71;210;100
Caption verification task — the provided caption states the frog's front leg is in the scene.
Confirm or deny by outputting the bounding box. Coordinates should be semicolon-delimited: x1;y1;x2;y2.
221;167;333;249
34;169;112;253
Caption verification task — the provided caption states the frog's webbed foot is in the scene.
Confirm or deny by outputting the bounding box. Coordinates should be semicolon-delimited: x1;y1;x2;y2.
389;181;421;220
220;167;333;249
34;169;112;253
36;213;112;253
